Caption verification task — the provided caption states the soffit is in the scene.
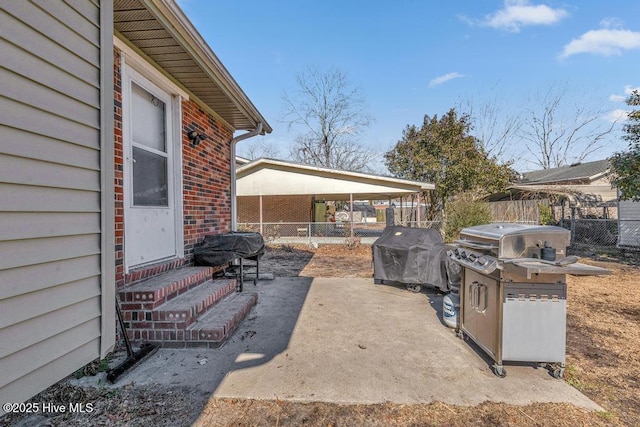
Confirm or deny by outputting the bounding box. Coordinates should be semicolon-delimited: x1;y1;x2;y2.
113;0;271;133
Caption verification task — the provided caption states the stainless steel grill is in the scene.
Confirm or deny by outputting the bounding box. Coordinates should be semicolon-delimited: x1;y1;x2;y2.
448;223;610;378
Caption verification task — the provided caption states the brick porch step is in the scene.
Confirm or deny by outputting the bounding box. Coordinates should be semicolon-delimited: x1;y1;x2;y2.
119;266;215;310
119;266;257;347
151;278;236;329
183;292;258;348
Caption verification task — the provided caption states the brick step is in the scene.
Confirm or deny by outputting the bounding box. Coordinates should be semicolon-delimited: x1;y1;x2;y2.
128;292;257;348
125;279;236;336
183;292;258;348
150;278;236;329
119;266;215;310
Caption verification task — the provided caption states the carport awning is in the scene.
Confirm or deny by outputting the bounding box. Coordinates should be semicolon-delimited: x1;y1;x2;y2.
236;158;434;200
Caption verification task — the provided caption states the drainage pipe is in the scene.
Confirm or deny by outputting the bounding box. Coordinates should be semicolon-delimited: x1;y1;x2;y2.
230;123;263;231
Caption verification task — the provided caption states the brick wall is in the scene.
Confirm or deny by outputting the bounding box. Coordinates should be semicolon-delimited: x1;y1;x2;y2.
181;99;234;258
238;195;313;223
114;47;233;288
114;48;125;287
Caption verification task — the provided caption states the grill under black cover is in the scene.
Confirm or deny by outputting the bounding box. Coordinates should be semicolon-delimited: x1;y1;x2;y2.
194;232;265;267
372;226;450;292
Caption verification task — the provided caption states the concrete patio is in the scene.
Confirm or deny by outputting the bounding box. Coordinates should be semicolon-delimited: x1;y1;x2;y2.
107;275;601;411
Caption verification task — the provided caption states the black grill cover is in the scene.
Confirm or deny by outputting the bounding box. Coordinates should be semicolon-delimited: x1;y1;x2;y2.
372;226;449;291
194;232;265;267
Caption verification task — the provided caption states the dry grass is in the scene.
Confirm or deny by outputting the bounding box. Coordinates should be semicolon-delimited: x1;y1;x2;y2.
194;399;619;427
300;244;373;278
564;259;640;426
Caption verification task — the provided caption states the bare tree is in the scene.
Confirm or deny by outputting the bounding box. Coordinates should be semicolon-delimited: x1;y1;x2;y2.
458;85;522;164
520;84;618;169
282;66;375;171
240;137;281;160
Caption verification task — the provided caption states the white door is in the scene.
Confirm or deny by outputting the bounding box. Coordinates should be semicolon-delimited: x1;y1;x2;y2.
124;69;178;268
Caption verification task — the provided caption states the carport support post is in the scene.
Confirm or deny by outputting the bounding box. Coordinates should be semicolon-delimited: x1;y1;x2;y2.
416;192;421;227
350;193;354;238
259;195;263;235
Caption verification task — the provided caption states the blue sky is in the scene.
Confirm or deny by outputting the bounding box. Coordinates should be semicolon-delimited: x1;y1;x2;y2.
178;0;640;172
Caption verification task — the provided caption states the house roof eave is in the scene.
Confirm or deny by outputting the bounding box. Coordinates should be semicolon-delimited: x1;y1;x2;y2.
114;0;272;134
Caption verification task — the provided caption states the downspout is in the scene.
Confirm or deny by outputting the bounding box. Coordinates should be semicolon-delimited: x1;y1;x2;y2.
230;123;263;231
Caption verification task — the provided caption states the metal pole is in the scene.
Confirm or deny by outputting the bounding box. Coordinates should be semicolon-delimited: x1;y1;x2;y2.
570;207;576;244
350;193;354;238
417;192;421;227
259;195;263;235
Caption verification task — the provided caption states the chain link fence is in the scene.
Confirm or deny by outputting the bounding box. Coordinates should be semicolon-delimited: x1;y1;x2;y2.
238;195;638;251
237;196;443;245
558;218;618;248
237;220;443;245
557;218;640;251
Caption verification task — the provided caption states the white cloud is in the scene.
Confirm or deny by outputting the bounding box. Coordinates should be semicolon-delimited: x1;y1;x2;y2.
429;72;465;88
599;17;625;30
561;28;640;58
610;85;640;103
480;0;569;32
605;109;630;122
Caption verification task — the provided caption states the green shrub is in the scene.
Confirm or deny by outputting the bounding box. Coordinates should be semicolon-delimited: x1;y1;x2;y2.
444;198;492;242
538;203;555;225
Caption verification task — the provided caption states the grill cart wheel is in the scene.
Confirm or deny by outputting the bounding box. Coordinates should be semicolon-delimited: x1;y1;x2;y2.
552;366;565;379
493;364;507;378
405;284;422;293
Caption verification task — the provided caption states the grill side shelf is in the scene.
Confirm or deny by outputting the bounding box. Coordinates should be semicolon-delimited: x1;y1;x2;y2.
506;261;611;279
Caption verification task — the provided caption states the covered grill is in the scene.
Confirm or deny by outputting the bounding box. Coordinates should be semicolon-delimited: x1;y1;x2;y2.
449;223;610;378
372;226;452;293
194;232;265;291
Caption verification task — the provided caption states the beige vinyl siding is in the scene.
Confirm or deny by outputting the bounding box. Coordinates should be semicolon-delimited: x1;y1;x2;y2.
0;0;113;410
0;342;101;414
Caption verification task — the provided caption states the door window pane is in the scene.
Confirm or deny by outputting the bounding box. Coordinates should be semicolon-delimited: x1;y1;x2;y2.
131;82;166;152
132;147;168;206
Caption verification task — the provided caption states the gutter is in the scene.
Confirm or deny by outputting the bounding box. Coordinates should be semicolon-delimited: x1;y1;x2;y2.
230;123;264;230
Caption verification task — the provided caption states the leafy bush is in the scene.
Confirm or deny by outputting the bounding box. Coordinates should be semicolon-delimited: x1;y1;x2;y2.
538;203;555;225
444;198;492;242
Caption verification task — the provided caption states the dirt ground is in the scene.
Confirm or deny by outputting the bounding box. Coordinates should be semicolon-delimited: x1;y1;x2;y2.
3;244;638;426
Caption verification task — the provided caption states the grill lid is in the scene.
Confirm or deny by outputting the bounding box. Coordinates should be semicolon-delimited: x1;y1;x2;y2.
459;223;566;241
458;223;570;260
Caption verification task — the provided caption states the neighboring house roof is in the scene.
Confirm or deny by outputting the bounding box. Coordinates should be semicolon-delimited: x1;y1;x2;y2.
114;0;272;134
486;183;617;205
236;158;434;200
518;159;610;185
487;159;616;205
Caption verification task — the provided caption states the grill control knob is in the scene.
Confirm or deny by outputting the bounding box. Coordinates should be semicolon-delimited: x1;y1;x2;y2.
476;256;488;266
459;250;466;259
468;253;477;262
